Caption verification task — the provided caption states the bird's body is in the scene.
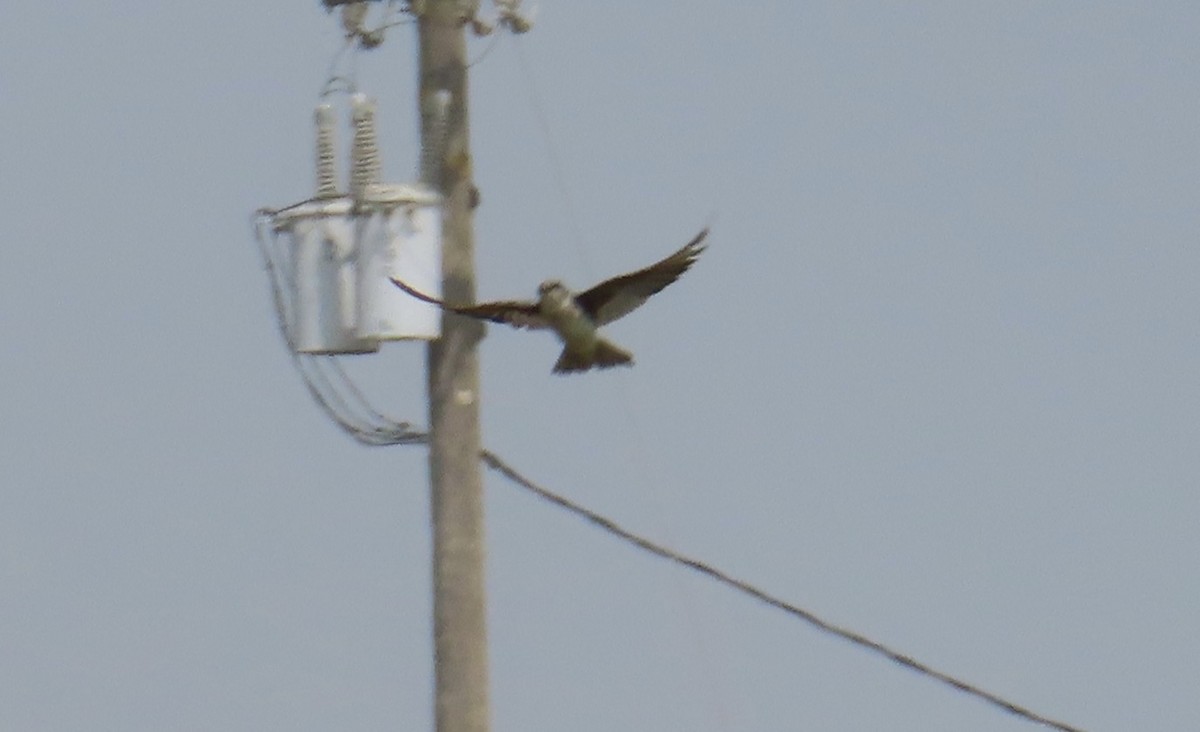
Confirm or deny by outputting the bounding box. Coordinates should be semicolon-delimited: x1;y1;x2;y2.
390;228;708;374
534;280;634;372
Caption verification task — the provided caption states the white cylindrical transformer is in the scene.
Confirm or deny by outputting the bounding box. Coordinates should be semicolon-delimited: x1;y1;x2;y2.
262;98;443;355
276;199;380;355
356;183;442;341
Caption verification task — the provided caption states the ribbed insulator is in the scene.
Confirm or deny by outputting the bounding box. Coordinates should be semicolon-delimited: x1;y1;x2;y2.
314;104;339;198
419;89;452;188
350;93;381;198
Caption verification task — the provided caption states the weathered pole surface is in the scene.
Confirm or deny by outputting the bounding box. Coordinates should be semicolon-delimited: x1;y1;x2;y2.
418;2;490;732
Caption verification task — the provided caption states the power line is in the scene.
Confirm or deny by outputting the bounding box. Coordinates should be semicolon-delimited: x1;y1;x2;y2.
479;449;1088;732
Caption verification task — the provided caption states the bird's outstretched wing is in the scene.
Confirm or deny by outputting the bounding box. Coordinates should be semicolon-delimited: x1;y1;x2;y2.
574;228;708;326
389;277;549;330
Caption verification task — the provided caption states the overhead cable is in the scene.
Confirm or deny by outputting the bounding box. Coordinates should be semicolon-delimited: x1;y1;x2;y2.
479;449;1087;732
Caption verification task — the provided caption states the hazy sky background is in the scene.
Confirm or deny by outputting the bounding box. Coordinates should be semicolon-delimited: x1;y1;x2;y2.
3;3;1198;730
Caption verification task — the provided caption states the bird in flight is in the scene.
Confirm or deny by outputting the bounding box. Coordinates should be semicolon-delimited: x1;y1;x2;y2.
390;228;708;374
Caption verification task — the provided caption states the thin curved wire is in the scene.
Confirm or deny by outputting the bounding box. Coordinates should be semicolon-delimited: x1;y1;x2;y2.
251;211;425;446
321;38;358;98
480;449;1088;732
507;33;594;276
468;30;502;68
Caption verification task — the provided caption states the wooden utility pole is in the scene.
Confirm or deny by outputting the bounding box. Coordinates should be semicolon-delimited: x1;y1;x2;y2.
418;3;490;732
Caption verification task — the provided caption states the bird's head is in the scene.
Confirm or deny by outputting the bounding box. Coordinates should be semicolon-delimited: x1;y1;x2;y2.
537;279;570;304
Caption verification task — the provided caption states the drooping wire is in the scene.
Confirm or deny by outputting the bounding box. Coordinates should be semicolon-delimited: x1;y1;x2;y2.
253;213;381;441
252;211;424;446
479;450;1089;732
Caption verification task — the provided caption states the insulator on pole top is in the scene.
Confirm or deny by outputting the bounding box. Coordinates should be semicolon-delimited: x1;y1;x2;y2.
419;89;452;188
314;103;339;198
350;93;381;198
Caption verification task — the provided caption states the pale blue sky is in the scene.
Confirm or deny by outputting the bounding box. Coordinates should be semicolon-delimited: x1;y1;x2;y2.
3;3;1199;730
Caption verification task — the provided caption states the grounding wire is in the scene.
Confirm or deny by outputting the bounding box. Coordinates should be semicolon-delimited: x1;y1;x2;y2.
254;211;377;441
256;217;369;434
252;211;423;446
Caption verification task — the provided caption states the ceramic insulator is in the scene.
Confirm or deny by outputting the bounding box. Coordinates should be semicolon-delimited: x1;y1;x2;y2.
314;103;339;198
350;93;381;198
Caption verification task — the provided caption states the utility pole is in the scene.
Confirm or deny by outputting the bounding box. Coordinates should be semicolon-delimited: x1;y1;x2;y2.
418;3;490;732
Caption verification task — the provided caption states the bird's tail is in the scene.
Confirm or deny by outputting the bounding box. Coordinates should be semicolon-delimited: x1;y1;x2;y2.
553;338;633;374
